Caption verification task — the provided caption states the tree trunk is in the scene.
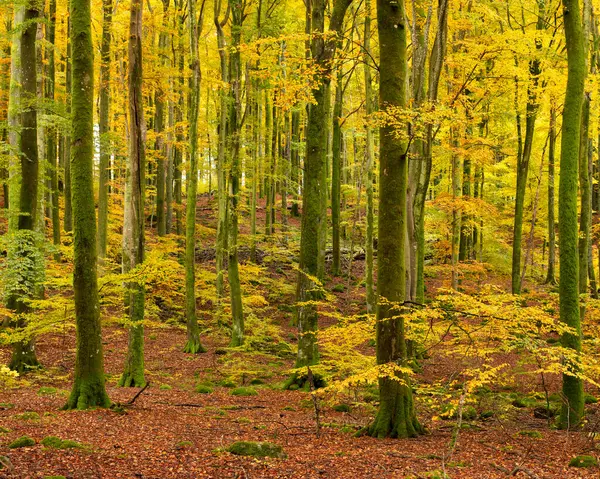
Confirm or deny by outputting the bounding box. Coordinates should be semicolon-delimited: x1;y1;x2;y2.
97;0;113;264
7;3;41;373
331;69;343;276
46;0;60;260
558;0;585;430
545;106;557;284
578;94;591;300
295;0;352;368
511;3;544;294
64;0;110;408
227;0;245;346
119;0;146;388
155;0;170;237
368;0;421;439
63;17;72;233
364;0;375;315
182;0;206;354
214;0;228;303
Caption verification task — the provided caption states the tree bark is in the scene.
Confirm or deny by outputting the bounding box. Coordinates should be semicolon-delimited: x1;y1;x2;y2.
97;0;113;264
64;0;111;408
119;0;146;388
369;0;421;439
558;0;585;430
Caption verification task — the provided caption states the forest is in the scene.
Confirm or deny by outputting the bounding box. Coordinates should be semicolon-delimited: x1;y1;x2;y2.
2;0;600;476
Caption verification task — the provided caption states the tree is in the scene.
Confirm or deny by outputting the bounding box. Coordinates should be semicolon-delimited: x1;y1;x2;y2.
119;0;147;388
46;0;60;260
545;106;557;285
154;0;170;237
6;1;41;373
363;0;375;314
227;0;245;346
368;0;421;439
295;0;352;368
183;0;206;354
511;0;545;294
97;0;113;264
64;0;111;408
558;0;586;430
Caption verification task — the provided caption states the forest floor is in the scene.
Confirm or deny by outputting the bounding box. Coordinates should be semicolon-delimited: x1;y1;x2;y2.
1;196;600;478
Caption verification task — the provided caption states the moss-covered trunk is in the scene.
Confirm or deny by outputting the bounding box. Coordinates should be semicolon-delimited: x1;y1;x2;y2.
294;0;351;368
578;94;591;300
97;0;112;264
155;0;170;237
558;0;586;430
46;0;60;261
65;0;110;408
7;2;41;373
368;0;421;439
363;0;375;314
331;71;343;277
545;106;557;284
511;5;543;294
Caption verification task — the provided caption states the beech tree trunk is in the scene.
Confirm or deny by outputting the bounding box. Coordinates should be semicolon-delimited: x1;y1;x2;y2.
295;0;352;368
369;0;421;439
97;0;113;264
183;0;206;354
558;0;585;430
65;0;110;408
545;106;557;284
119;0;146;387
7;3;41;373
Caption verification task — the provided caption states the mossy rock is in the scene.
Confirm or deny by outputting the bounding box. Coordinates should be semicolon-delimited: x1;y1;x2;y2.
283;371;326;391
38;387;57;396
585;393;598;404
159;384;172;391
473;385;492;396
333;404;351;413
195;384;213;394
8;436;35;448
287;384;299;391
231;387;258;396
246;337;294;359
479;411;494;419
0;427;11;434
215;348;228;356
533;403;560;419
14;411;40;421
218;379;237;388
41;436;85;449
569;455;598;468
331;284;345;293
511;396;536;409
250;378;265;385
517;430;542;439
226;441;286;459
